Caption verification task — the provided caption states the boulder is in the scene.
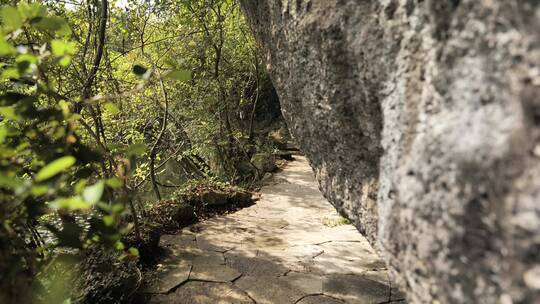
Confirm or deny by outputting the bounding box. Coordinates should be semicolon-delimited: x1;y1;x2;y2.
174;203;196;223
251;152;277;173
195;187;253;207
199;190;229;206
227;188;253;207
240;1;540;303
145;200;196;229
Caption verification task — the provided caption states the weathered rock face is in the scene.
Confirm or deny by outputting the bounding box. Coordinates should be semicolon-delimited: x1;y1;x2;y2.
240;1;540;303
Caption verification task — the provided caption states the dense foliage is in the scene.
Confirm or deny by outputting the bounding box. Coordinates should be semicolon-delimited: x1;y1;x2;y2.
0;0;282;302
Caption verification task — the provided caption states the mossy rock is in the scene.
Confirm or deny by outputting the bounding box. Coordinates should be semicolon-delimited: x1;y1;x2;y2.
251;153;277;173
274;150;295;160
196;187;253;207
227;187;253;207
198;190;229;206
175;203;196;223
145;200;196;230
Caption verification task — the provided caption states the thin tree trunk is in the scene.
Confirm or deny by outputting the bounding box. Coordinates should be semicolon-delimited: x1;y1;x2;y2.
124;185;141;241
248;50;260;141
148;73;170;201
77;0;108;111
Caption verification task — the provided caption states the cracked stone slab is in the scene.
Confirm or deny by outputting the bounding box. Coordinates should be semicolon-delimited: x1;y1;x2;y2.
149;281;254;304
323;274;391;304
296;295;345;304
279;272;324;295
167;246;225;265
317;240;377;257
242;232;289;248
254;245;325;273
258;244;323;261
143;259;192;294
362;270;391;286
196;234;239;253
160;234;196;248
225;254;289;277
308;250;387;275
234;275;306;304
224;245;259;259
189;264;242;282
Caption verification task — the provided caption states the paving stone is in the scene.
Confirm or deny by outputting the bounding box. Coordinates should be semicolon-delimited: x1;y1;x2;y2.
224;245;259;259
150;281;253;304
323;274;391;303
189;264;242;282
169;247;224;265
258;244;323;261
225;254;289;277
308;252;386;275
279;272;324;294
160;234;197;249
234;275;306;304
391;287;407;302
180;228;196;235
196;234;240;252
317;240;377;257
143;259;191;294
296;295;345;304
242;232;288;248
255;245;323;273
362;270;390;285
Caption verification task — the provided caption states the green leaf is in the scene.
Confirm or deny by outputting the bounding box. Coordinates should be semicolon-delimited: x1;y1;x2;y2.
105;177;123;189
16;60;32;75
82;181;104;204
128;247;139;257
15;53;38;64
0;174;22;188
103;215;115;226
1;6;23;31
74;179;87;194
0;106;19;121
132;65;151;80
50;197;91;210
132;65;147;77
56;22;72;37
166;69;191;82
35;16;71;36
31;185;49;196
111;203;124;214
104;102;120;115
51;39;77;56
127;143;146;156
18;2;46;20
59;55;71;67
1;68;19;80
35;156;76;182
0;125;7;143
0;37;15;55
115;241;125;250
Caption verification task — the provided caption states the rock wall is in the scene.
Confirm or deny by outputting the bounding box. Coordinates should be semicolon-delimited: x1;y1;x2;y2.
240;1;540;303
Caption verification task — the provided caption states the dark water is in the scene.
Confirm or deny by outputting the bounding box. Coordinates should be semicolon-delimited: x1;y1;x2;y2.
36;214;92;246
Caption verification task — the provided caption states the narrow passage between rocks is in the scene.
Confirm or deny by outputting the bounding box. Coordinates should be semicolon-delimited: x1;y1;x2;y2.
145;156;405;304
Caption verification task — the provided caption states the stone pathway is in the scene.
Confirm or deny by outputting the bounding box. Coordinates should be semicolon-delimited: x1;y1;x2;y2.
146;156;405;304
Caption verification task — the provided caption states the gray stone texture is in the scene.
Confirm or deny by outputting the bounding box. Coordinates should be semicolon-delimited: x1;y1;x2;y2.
240;1;540;303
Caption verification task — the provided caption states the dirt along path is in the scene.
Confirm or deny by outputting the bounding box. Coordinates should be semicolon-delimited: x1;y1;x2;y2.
145;156;405;304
